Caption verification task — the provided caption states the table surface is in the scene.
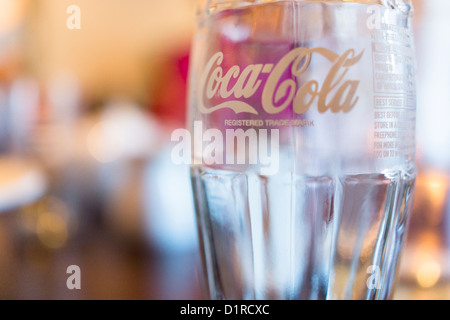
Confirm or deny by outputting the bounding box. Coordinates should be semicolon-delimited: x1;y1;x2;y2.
0;219;203;300
0;216;447;300
0;157;47;213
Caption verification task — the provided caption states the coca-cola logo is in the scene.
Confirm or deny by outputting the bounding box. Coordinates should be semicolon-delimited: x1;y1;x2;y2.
198;47;364;115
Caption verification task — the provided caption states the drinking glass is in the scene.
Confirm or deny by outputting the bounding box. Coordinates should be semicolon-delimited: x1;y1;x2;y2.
187;0;416;300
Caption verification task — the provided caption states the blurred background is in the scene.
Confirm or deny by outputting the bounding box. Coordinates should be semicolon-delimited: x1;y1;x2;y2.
0;0;447;300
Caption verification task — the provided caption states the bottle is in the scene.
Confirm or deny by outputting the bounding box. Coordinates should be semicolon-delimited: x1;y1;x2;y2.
187;0;416;300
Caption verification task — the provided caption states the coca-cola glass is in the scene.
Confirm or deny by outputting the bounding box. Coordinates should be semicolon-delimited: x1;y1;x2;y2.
186;0;416;300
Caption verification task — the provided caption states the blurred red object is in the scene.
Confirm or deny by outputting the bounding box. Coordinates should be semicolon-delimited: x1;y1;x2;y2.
151;49;190;127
